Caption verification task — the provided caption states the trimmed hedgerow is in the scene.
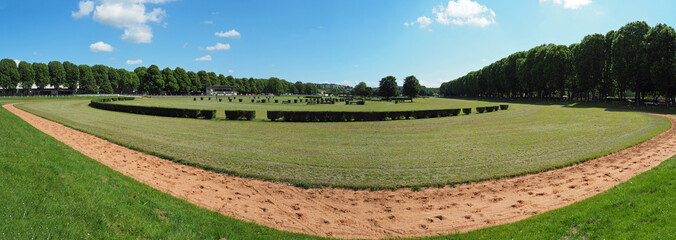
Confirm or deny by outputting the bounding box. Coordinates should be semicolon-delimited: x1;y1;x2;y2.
225;110;256;120
500;104;509;110
90;98;215;119
476;107;486;113
266;108;463;122
267;111;282;121
463;108;472;115
493;106;499;111
485;106;494;112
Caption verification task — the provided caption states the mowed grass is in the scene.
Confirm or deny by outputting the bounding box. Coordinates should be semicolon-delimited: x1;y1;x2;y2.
0;100;316;239
117;96;492;119
17;98;670;188
1;99;674;239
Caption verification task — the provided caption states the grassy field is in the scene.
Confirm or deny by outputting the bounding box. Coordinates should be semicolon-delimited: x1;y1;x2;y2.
17;98;670;189
0;99;314;240
2;98;673;239
116;96;493;119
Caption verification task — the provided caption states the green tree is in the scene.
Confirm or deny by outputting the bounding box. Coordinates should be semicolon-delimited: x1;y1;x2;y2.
187;71;201;92
218;74;227;87
352;82;370;97
145;65;165;94
378;76;398;98
48;61;66;90
265;77;284;95
92;65;112;94
303;82;318;94
107;67;120;92
573;34;605;101
62;61;80;91
32;62;50;90
197;71;210;91
247;78;258;94
161;68;178;93
117;69;131;93
601;30;617;100
613;21;651;104
173;67;191;93
18;61;35;94
134;66;147;91
645;23;676;105
128;70;140;93
294;81;305;94
0;59;20;92
78;65;98;94
402;75;421;98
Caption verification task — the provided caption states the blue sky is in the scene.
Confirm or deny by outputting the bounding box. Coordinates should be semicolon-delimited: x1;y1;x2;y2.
1;0;674;87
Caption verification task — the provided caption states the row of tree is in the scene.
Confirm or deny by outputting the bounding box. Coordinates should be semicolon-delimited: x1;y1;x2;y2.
349;75;424;98
0;60;323;95
440;21;676;105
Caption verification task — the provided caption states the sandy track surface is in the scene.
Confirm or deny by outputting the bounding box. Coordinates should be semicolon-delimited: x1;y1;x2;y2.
5;103;676;239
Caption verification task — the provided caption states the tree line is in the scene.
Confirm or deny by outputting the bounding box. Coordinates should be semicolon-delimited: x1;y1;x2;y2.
350;75;437;98
0;60;322;95
440;21;676;105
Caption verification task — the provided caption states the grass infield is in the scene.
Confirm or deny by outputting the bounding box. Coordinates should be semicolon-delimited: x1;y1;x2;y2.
17;97;670;189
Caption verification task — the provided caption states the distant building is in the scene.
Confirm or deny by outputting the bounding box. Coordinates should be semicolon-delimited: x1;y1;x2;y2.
314;83;352;90
206;85;237;96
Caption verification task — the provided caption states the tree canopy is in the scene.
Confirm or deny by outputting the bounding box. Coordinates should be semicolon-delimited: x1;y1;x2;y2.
402;75;421;98
378;76;398;98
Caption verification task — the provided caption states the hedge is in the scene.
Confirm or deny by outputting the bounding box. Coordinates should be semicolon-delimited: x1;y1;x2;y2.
500;104;509;110
476;107;486;113
463;108;471;115
90;97;216;119
266;109;462;122
485;106;494;112
225;110;256;120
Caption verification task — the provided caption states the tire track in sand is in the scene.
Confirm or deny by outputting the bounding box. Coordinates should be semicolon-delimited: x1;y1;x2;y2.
5;103;676;239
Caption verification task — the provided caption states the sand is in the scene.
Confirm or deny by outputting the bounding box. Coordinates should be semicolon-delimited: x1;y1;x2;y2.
5;103;675;239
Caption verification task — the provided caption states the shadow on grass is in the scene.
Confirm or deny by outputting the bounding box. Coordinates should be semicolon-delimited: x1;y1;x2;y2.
444;97;676;115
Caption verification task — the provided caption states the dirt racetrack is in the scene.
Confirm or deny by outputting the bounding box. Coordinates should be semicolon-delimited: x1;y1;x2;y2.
5;103;676;239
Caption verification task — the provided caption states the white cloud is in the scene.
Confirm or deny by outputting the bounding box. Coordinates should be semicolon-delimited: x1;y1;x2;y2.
204;20;213;24
33;51;42;56
89;41;114;52
404;22;412;27
74;0;171;43
126;59;143;65
121;24;153;43
194;55;212;61
228;69;234;73
434;0;496;27
182;42;188;48
215;29;241;39
205;42;230;51
72;1;94;19
417;16;432;28
539;0;591;9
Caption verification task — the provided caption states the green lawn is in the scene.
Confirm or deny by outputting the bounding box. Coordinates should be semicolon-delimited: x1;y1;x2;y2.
116;96;494;119
17;97;670;189
2;98;673;239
